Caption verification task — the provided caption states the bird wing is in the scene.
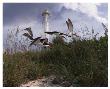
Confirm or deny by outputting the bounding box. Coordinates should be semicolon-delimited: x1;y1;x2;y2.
45;32;54;35
34;37;42;40
24;27;33;37
64;34;71;37
59;32;71;37
66;21;69;30
68;18;73;32
52;31;59;33
45;31;59;35
29;37;41;46
23;33;33;40
29;40;36;46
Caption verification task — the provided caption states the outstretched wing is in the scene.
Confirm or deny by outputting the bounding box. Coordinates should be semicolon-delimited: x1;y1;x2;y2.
66;21;69;30
23;33;33;40
29;37;41;46
45;31;59;35
24;27;33;37
59;32;71;37
68;18;73;32
45;32;54;35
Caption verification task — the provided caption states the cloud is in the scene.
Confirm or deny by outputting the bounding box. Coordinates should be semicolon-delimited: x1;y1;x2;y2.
3;3;108;44
62;3;107;23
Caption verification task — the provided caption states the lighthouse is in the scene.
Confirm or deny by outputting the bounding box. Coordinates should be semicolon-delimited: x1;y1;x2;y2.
42;9;50;38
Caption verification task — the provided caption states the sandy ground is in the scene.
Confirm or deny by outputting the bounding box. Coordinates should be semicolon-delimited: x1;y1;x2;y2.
20;75;62;87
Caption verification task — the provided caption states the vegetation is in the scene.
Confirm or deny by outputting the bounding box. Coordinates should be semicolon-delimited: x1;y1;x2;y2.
3;25;108;87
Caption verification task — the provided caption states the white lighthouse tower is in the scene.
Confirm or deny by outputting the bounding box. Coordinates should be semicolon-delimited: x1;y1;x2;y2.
42;9;50;38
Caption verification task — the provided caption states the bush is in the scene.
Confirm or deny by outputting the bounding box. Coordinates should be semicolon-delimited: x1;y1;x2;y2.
3;36;108;87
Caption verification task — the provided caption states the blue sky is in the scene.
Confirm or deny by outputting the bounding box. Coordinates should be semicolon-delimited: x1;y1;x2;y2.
3;3;108;42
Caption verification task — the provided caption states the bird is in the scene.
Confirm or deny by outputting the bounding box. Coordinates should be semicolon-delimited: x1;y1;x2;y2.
30;37;52;48
23;27;34;40
29;37;49;47
24;27;33;37
66;18;73;32
29;37;42;46
23;27;52;48
45;31;71;38
66;18;79;38
23;33;34;40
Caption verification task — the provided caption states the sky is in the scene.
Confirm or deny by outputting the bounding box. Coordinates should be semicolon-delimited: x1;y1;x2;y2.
3;3;108;47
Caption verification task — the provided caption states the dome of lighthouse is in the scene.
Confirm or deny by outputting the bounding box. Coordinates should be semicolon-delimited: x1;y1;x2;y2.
42;9;50;16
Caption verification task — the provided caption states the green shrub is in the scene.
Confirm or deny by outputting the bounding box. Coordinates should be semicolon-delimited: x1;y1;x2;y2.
3;36;108;87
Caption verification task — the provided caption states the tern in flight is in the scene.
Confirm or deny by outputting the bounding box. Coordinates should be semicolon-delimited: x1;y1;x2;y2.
66;18;79;37
29;37;48;47
23;27;34;40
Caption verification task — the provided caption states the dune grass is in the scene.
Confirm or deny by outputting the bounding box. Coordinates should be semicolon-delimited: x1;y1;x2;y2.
3;35;108;87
